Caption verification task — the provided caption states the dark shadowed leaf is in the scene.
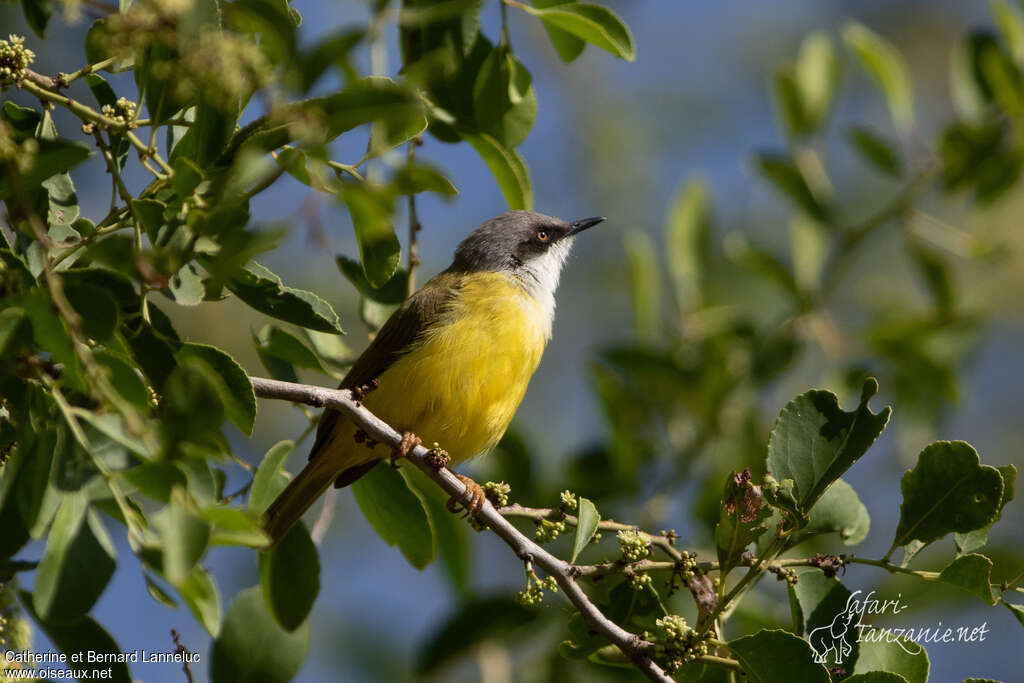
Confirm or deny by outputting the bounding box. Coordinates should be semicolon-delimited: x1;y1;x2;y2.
211;586;310;683
847;126;902;176
955;464;1015;553
753;153;830;220
890;441;1002;553
0;138;91;201
352;462;434;569
728;629;831;683
259;521;320;631
464;132;532;209
33;495;116;622
766;378;891;519
21;593;132;683
175;343;256;436
216;260;344;334
342;183;401;287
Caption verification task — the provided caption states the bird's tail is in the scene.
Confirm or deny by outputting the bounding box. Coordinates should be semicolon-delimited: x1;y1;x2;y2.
262;452;341;547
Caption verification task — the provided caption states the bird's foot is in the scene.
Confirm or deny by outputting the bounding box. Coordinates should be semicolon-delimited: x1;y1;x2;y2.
446;473;485;517
390;431;421;467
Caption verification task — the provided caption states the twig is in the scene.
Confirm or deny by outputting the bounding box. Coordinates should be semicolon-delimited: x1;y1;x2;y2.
406;137;423;295
171;629;195;683
249;376;673;683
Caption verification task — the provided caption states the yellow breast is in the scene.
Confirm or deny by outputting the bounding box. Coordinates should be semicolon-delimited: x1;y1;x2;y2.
362;272;551;464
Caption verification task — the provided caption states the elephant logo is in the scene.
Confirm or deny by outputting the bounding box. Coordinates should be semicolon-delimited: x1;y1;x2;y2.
808;593;859;665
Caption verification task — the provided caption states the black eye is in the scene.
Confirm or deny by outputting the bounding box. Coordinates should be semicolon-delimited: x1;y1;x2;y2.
536;230;549;242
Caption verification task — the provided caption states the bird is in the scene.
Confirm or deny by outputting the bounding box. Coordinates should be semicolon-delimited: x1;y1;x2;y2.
262;210;605;545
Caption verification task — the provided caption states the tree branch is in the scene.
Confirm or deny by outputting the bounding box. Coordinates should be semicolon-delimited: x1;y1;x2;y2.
249;376;674;683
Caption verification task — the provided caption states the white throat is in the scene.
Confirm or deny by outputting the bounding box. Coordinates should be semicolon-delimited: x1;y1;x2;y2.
515;237;574;329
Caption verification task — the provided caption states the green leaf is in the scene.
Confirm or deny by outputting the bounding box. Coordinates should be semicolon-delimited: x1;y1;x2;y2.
211;586;310;683
955;464;1015;553
401;465;471;597
415;596;537;674
464;132;532;209
753;153;830;220
65;282;119;343
21;0;52;37
216;259;344;333
166;262;207;306
256;324;326;382
847;126;902;176
728;629;831;683
259;521;320;631
843;21;915;133
570;497;599;563
1004;601;1024;628
227;0;297;65
203;505;269;547
342;183;402;288
766;378;891;519
33;496;116;622
21;593;132;683
175;343;256;436
533;0;586;62
844;674;909;683
155;488;212;586
665;179;710;311
794;32;838;132
789;569;853;646
993;0;1024;62
336;256;409;331
851;637;929;683
937;553;996;605
518;3;635;61
179;566;222;636
144;573;179;608
890;441;1003;553
472;46;537;148
391;163;459;197
795;478;870;546
624;230;661;344
84;20;133;72
249;440;295;515
0;138;91;201
351;462;435;570
716;470;773;575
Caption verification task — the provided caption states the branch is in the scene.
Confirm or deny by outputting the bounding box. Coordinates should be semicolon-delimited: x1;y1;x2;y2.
249;376;674;683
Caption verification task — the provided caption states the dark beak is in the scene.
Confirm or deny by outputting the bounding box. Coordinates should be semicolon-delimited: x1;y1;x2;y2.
569;216;606;235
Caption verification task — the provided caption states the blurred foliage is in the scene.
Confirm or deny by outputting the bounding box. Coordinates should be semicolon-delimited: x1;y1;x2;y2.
0;0;1022;682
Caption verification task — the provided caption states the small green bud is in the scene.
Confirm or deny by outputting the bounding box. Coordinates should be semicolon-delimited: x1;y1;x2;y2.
616;529;651;563
559;490;578;511
0;35;35;89
483;481;510;507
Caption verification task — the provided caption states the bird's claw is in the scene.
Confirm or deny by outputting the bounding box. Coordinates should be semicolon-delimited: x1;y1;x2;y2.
447;474;485;517
391;431;421;467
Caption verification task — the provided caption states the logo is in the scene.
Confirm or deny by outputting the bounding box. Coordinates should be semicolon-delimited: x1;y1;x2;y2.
808;590;989;666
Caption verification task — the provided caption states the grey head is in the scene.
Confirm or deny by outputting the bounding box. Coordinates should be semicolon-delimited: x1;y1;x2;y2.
450;210;604;304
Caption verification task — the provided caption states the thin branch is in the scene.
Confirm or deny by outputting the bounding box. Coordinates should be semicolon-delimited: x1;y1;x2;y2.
406;137;423;296
249;376;673;683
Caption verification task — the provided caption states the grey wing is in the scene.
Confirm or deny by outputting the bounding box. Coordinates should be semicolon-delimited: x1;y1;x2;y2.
307;273;460;464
